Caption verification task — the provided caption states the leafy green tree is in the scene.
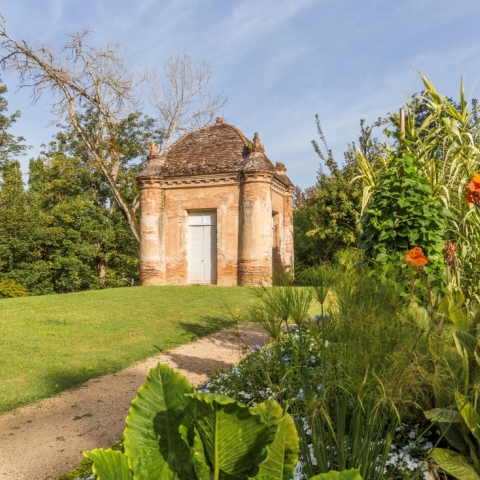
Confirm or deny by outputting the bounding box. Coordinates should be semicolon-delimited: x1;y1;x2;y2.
293;206;323;268
48;109;161;216
294;116;372;265
0;159;42;291
27;150;140;293
40;109;160;287
0;107;153;295
0;79;28;166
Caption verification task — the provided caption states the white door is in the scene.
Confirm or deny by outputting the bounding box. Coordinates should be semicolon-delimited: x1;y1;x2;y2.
188;210;217;284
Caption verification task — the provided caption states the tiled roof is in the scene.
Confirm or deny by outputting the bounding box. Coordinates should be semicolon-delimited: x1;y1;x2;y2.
137;122;293;188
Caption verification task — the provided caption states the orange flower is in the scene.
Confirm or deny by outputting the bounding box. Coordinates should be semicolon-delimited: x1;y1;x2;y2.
468;173;480;192
404;247;429;268
465;173;480;206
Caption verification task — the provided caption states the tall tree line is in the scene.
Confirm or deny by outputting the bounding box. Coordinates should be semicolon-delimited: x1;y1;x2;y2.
0;82;155;294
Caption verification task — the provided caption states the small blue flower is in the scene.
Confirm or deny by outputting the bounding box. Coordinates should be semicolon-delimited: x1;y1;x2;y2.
296;389;304;399
252;344;262;352
282;356;291;362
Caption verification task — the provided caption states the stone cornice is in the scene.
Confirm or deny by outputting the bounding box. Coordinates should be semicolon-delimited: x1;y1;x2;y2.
241;171;274;185
271;177;292;196
161;173;242;189
138;176;164;189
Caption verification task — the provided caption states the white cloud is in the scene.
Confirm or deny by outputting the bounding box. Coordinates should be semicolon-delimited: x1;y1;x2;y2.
49;0;65;27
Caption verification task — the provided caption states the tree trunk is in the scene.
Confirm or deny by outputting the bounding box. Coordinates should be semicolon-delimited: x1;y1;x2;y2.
99;260;106;288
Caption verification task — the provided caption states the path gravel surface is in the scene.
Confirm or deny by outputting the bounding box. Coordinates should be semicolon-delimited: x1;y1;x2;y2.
0;324;268;480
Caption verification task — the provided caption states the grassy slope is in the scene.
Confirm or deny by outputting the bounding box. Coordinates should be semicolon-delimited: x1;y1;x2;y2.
0;286;253;414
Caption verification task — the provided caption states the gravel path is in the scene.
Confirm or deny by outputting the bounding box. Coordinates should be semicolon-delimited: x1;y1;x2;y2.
0;324;268;480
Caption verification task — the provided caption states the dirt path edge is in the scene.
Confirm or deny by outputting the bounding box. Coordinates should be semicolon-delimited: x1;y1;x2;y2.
0;324;268;480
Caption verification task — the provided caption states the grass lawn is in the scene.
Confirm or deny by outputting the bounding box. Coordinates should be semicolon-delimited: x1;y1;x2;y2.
0;285;254;414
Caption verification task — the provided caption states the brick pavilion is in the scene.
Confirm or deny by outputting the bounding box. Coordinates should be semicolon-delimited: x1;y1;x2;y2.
137;118;294;286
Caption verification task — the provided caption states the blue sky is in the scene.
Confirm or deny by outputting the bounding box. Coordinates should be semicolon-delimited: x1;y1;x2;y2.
2;0;480;189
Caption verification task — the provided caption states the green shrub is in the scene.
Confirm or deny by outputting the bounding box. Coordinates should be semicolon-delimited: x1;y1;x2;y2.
0;278;30;298
359;155;450;289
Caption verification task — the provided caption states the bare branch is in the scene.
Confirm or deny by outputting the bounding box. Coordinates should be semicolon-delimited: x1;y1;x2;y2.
0;14;142;242
147;50;227;152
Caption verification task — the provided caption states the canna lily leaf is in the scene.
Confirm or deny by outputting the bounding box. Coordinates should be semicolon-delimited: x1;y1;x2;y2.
425;407;461;423
431;448;480;480
83;449;132;480
438;421;470;456
449;301;470;330
408;302;431;331
124;363;195;479
455;391;480;442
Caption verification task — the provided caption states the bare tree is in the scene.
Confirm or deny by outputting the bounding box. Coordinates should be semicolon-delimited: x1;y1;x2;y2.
148;50;227;152
0;15;143;242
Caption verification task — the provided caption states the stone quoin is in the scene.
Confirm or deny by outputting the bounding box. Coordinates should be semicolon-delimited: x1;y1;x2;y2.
137;118;294;286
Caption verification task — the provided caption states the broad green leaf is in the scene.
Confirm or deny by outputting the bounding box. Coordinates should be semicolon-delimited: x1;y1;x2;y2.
310;468;363;480
437;296;450;320
474;344;480;368
454;288;466;306
124;363;195;480
251;398;283;443
408;302;431;331
455;330;478;356
431;448;480;480
425;407;461;423
455;391;480;442
83;449;132;480
189;392;271;479
438;422;470;456
191;425;214;480
449;299;470;330
179;417;212;480
251;404;299;480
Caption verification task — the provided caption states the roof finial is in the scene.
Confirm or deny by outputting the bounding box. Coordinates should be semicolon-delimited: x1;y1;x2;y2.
216;117;224;125
250;132;265;154
149;141;158;156
147;141;164;165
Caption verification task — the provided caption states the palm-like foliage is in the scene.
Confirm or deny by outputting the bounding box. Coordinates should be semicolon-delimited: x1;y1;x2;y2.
353;73;480;299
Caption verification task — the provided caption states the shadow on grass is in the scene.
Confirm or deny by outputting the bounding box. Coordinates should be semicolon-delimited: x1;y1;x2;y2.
178;315;237;338
41;368;106;396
